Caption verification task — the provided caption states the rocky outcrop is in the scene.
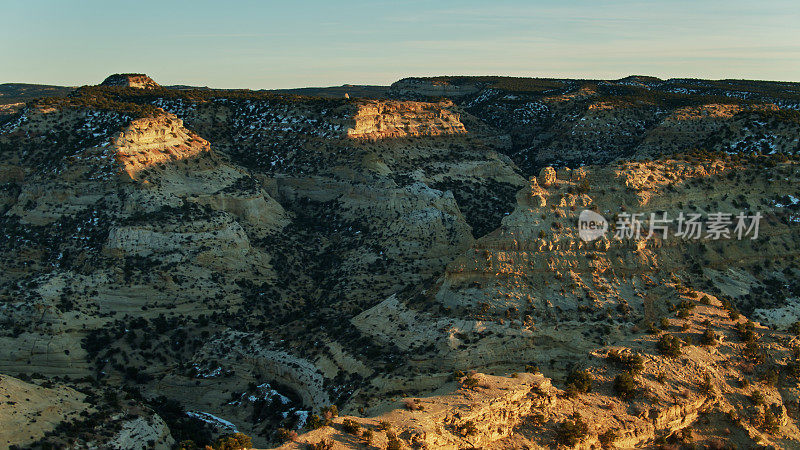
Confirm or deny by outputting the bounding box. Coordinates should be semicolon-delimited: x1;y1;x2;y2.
537;166;557;187
100;73;160;89
277;373;554;450
106;415;175;450
346;100;467;140
112;114;211;180
403;374;555;449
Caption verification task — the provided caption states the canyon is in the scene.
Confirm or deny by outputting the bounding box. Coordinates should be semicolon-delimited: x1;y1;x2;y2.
0;74;799;449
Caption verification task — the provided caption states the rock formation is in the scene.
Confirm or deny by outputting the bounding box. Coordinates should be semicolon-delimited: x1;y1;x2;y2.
100;73;160;89
112;114;211;180
346;100;467;140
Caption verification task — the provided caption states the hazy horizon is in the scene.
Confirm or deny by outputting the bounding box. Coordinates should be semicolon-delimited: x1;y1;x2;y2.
2;0;799;89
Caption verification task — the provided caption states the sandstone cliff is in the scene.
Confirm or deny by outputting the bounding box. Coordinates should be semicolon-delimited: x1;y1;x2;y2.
112;114;211;180
345;100;467;140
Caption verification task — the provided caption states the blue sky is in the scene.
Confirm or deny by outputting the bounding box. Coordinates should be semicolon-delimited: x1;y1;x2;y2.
1;0;799;88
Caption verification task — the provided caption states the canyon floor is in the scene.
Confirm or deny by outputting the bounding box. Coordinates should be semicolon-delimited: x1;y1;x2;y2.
1;74;799;449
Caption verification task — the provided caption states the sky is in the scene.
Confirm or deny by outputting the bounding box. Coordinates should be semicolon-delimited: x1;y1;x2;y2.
1;0;799;89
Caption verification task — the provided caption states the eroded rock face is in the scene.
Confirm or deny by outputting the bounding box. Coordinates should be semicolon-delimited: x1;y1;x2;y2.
106;415;175;450
346;100;467;140
112;114;211;180
106;216;250;260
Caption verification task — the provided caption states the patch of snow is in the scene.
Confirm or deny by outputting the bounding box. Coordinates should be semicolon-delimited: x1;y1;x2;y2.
294;410;309;429
186;411;238;432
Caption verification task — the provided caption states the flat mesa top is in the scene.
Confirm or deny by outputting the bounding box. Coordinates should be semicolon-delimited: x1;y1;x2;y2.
99;73;160;89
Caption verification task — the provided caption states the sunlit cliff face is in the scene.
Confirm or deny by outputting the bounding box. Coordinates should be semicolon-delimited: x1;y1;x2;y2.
346;100;467;140
112;115;211;181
